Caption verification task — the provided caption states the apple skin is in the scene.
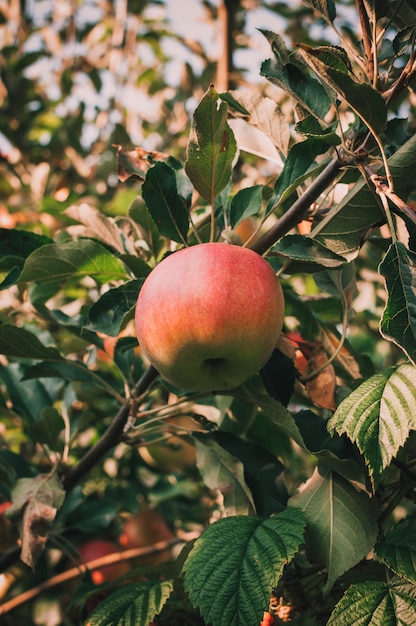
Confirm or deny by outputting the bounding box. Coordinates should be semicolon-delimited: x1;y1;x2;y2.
135;242;284;392
76;539;129;584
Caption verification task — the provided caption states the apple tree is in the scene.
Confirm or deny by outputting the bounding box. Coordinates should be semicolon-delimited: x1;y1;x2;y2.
1;1;416;625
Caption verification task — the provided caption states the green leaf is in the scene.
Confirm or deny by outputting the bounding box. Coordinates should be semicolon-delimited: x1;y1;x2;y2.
316;133;416;259
288;463;378;594
183;509;306;626
7;473;65;570
0;363;61;424
185;85;237;203
0;325;63;360
376;518;416;585
295;115;340;145
229;185;263;228
243;390;305;448
194;434;256;516
297;44;387;136
327;363;416;488
260;31;332;120
379;242;416;365
271;234;346;272
87;279;143;336
19;239;129;285
84;580;174;626
327;578;416;626
142;161;189;244
0;228;53;260
265;140;330;217
26;407;65;451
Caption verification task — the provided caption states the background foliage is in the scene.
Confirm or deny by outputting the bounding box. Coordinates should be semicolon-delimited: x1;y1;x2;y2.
1;1;416;625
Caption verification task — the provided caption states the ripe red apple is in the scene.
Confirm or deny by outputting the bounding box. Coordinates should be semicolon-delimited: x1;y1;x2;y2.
76;539;129;584
135;243;284;392
119;506;175;566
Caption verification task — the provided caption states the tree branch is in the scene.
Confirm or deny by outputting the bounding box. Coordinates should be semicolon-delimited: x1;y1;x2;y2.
250;157;343;256
61;365;159;492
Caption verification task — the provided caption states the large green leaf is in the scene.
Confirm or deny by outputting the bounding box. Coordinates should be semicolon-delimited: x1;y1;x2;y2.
194;433;256;516
84;580;174;626
185;85;237;203
271;234;346;272
376;518;416;585
379;242;416;365
260;31;332;121
327;364;416;488
316;133;416;259
297;44;387;135
142;161;189;244
183;509;306;626
327;578;416;625
19;239;129;285
87;279;143;336
288;463;378;594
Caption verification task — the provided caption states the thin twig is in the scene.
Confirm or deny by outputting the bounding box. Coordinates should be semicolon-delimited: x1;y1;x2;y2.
61;365;159;492
0;536;190;616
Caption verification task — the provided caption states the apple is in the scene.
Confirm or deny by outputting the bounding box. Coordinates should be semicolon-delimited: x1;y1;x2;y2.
76;539;129;584
119;506;174;565
135;242;284;391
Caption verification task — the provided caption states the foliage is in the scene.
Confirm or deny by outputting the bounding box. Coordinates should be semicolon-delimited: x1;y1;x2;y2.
1;1;416;626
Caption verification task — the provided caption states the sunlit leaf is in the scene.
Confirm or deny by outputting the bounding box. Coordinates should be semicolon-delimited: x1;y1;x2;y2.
183;509;306;626
327;364;416;488
289;463;378;594
185;85;237;203
20;240;130;285
271;234;346;272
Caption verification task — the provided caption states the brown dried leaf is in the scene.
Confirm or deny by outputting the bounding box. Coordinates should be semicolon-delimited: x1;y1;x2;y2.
7;474;65;570
115;145;170;182
305;345;337;411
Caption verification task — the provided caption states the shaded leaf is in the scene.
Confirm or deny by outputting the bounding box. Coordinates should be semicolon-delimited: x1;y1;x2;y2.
271;234;346;272
327;363;416;488
84;580;174;626
316;133;416;259
379;241;416;365
7;473;65;570
183;509;306;626
26;407;65;451
0;228;53;260
304;344;337;411
87;279;143;336
0;325;63;360
185;85;237;202
260;31;332;120
303;0;336;22
326;577;416;626
194;434;256;516
297;44;387;135
229;185;264;228
376;518;416;585
289;463;378;594
142;161;189;244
